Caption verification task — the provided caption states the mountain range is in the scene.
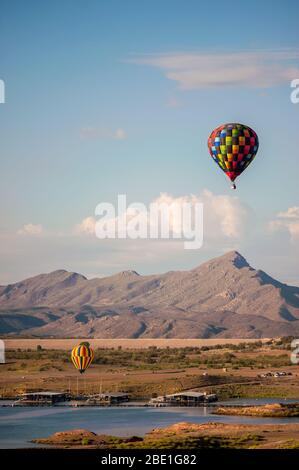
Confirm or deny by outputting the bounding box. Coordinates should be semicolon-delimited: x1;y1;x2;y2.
1;251;299;338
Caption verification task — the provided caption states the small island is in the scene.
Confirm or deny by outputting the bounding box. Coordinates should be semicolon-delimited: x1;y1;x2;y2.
212;403;299;418
33;421;299;449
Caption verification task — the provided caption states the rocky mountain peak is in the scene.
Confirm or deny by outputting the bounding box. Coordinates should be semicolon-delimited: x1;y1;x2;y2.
116;270;140;278
221;250;250;268
1;252;299;339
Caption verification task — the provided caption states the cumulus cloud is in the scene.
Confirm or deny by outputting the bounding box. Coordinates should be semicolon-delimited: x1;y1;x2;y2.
277;207;299;219
79;127;127;140
15;191;251;246
151;191;249;240
2;197;298;284
200;189;250;239
269;206;299;242
83;190;250;247
130;49;299;89
75;216;96;236
17;223;43;236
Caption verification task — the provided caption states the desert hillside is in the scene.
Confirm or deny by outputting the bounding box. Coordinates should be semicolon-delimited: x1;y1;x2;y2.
0;251;299;338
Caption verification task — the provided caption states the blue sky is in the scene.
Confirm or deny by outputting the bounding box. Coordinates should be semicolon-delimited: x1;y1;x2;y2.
0;0;298;284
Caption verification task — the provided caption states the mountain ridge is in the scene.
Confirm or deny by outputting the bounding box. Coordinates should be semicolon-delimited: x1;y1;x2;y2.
1;251;299;338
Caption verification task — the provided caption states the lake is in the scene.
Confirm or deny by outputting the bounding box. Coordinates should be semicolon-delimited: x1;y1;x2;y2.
0;398;299;448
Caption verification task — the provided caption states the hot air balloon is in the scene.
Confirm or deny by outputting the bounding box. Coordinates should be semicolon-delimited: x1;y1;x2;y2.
207;123;259;189
71;342;94;374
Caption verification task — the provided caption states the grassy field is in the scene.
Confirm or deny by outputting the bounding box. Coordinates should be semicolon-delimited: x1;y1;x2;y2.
0;337;298;399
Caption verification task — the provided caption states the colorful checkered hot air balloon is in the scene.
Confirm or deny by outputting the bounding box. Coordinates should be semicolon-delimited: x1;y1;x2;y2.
71;342;94;374
208;123;259;189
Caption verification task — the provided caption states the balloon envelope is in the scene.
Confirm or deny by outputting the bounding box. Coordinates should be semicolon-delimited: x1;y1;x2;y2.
71;342;94;374
208;123;259;184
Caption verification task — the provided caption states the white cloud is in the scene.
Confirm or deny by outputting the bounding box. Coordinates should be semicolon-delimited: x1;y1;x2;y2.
130;49;299;89
17;223;43;236
75;216;96;236
277;207;299;219
88;190;250;242
2;197;299;285
200;189;250;239
269;206;299;243
80;127;127;140
13;191;252;246
150;191;248;239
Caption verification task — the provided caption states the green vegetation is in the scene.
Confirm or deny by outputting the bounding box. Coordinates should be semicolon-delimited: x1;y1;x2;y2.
207;383;299;400
33;430;264;449
213;403;299;418
276;440;299;449
33;421;299;449
5;340;293;370
116;434;263;449
2;338;297;399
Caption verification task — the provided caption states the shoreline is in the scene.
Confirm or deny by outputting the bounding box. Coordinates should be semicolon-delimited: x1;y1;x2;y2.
2;400;299;449
31;421;299;449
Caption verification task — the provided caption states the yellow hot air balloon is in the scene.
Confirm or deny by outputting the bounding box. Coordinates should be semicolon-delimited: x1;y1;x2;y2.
71;342;94;374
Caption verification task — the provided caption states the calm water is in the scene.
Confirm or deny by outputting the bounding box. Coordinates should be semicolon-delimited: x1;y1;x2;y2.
0;398;298;449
